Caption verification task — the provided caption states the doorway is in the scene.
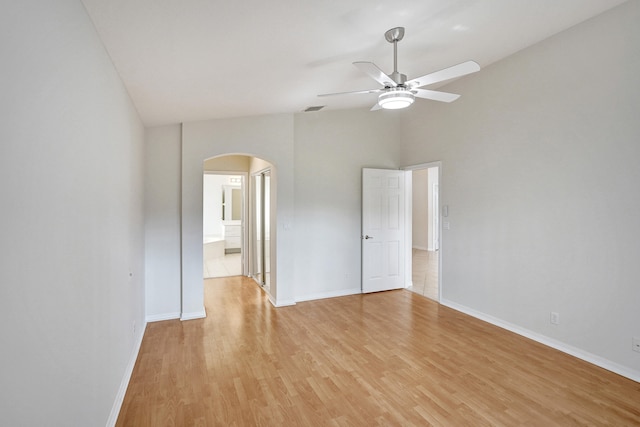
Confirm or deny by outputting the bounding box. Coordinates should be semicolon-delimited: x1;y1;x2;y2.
407;165;440;301
203;173;245;278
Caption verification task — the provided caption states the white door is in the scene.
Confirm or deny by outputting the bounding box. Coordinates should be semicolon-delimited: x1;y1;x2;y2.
362;168;405;293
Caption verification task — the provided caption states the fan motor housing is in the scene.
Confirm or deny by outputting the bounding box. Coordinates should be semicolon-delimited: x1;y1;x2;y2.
389;71;407;86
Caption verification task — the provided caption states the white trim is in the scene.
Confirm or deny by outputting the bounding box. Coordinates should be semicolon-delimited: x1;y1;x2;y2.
295;288;362;303
180;309;207;321
145;312;181;323
106;321;147;427
441;299;640;383
269;295;296;307
431;182;439;251
402;161;440;171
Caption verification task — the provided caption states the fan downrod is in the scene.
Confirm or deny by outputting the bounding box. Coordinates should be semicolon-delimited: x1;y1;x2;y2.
384;27;407;85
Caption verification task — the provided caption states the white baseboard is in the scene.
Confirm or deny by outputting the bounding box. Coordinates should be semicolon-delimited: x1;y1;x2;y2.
255;286;295;307
269;295;296;307
295;288;361;303
146;312;180;323
106;321;147;427
180;308;207;321
440;299;640;383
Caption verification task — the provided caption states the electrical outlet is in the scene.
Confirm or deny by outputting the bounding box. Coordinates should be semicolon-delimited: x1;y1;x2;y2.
633;337;640;353
550;312;560;325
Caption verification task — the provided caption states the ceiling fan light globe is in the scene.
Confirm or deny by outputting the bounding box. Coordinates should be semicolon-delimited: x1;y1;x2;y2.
378;90;415;110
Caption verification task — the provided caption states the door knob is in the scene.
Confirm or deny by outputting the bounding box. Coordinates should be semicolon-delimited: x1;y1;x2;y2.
363;235;373;239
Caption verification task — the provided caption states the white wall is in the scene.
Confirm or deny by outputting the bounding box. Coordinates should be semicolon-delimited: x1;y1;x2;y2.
293;109;401;301
0;0;146;425
144;125;182;322
400;1;640;379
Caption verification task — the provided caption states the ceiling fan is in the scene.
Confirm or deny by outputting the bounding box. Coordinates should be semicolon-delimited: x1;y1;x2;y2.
319;27;480;110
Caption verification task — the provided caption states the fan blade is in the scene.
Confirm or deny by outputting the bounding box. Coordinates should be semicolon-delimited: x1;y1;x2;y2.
370;103;382;111
406;60;480;88
318;88;383;97
353;62;397;87
412;89;461;103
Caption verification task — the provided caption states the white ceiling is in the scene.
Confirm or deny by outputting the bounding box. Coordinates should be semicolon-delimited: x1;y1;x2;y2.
80;0;627;127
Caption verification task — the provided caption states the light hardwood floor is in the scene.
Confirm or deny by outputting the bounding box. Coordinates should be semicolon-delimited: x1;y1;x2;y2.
117;277;640;426
408;248;439;301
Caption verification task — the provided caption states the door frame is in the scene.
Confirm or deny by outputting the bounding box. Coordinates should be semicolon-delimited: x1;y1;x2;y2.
402;161;442;302
250;168;272;288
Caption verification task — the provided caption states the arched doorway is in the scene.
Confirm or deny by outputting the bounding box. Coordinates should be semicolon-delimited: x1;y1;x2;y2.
201;154;276;294
180;115;296;319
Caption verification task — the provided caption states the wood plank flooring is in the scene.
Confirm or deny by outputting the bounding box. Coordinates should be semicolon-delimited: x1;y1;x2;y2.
117;276;640;426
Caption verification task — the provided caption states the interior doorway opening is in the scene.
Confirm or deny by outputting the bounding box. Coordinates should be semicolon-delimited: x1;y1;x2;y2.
405;164;441;301
201;154;276;299
203;173;245;278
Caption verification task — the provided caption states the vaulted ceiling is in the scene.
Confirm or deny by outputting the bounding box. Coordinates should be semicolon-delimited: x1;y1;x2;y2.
80;0;628;126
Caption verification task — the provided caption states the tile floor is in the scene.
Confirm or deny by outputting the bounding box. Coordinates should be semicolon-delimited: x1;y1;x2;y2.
408;248;439;301
204;252;242;278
